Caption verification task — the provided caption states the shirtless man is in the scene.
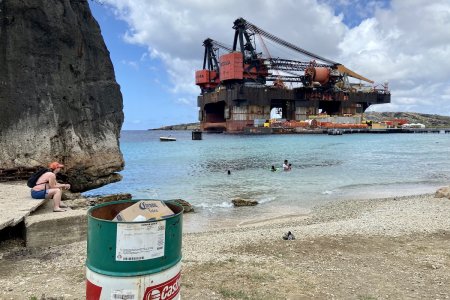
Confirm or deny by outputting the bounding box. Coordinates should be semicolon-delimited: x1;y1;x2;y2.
31;161;71;212
283;159;289;171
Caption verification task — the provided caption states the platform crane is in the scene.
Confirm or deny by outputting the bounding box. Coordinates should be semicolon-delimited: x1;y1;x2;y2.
196;17;374;92
195;18;390;133
195;38;233;93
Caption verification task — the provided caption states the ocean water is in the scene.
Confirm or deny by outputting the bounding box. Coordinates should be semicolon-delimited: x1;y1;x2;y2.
85;130;450;232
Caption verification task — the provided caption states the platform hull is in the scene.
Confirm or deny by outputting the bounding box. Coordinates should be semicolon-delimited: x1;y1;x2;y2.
198;84;390;133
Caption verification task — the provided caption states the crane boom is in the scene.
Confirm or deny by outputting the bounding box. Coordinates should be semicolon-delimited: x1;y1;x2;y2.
238;18;338;65
197;18;376;91
269;58;330;71
208;38;233;53
336;65;374;84
238;18;374;83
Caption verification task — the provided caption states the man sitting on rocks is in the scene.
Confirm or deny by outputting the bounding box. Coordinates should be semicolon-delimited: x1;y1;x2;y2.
30;161;71;212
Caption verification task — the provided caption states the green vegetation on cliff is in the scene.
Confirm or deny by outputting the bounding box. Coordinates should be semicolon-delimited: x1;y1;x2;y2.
365;112;450;128
149;122;200;130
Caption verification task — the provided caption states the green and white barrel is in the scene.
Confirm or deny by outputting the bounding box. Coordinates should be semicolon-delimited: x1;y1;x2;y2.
86;200;183;300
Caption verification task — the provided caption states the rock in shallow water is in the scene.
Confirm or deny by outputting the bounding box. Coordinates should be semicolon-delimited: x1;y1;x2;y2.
232;198;259;207
170;199;194;213
0;0;124;192
435;186;450;199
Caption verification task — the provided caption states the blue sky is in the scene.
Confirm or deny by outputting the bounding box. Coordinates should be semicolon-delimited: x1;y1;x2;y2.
90;4;195;130
89;0;450;130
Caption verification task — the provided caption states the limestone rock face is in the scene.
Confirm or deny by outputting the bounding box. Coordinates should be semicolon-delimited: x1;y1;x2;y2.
0;0;124;192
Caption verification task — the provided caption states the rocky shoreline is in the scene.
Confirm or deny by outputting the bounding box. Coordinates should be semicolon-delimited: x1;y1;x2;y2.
0;190;449;299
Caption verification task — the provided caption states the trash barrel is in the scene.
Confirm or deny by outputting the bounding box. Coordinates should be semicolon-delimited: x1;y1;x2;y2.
86;199;183;300
192;130;202;140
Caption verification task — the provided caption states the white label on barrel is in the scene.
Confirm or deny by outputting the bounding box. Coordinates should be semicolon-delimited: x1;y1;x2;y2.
111;289;137;299
115;221;166;261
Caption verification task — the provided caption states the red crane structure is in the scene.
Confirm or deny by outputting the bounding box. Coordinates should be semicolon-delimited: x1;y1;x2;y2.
195;18;390;133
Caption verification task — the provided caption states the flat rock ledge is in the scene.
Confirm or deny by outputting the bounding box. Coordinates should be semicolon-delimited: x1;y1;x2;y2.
25;209;88;249
0;182;195;250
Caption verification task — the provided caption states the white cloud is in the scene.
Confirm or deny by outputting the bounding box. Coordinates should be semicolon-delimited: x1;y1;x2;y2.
121;59;139;70
339;0;450;114
101;0;450;116
140;52;149;61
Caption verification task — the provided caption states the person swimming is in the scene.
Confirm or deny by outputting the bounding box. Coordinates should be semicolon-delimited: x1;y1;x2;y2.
283;160;289;171
271;165;277;172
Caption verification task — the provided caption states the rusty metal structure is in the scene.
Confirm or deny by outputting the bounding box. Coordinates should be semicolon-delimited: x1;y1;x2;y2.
196;18;390;133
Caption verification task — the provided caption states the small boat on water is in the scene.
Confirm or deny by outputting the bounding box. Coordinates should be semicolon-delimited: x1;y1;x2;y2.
160;136;176;141
328;129;343;135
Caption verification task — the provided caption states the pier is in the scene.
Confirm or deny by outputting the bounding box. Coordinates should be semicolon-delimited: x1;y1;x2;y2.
243;127;450;135
339;128;450;134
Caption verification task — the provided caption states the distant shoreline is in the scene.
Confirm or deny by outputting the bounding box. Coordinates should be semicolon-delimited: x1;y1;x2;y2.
148;112;450;131
149;122;200;131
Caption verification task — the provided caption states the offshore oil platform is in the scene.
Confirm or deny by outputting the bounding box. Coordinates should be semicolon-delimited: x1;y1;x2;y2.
195;18;390;133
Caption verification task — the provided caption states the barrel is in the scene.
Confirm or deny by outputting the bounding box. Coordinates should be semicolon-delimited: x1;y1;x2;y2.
86;199;183;300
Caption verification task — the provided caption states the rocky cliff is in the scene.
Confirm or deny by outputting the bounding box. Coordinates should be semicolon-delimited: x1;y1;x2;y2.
0;0;124;192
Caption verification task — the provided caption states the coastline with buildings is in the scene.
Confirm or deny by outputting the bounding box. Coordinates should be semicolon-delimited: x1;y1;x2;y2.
151;111;450;133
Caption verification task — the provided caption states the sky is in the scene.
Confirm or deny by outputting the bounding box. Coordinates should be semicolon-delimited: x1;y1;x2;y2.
89;0;450;130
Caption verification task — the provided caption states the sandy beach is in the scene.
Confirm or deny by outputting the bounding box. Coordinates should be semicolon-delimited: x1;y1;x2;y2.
0;189;449;299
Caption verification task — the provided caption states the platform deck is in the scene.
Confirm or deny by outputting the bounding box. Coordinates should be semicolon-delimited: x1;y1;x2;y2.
0;182;46;230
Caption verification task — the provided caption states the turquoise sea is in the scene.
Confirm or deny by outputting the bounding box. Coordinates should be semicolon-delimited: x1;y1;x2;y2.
86;130;450;232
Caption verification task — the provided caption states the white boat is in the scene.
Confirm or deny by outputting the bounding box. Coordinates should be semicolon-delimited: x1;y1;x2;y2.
328;129;343;135
160;136;176;141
